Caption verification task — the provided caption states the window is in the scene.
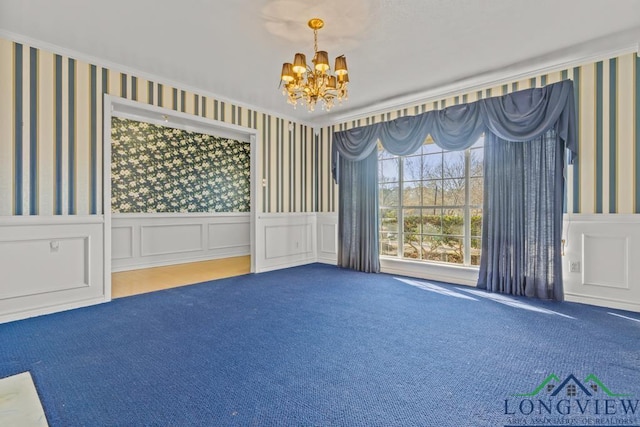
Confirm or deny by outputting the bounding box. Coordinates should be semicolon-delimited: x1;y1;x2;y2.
378;136;483;266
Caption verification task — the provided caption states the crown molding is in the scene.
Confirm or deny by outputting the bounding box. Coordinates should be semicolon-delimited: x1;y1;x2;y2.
0;29;317;128
313;29;640;129
2;28;639;132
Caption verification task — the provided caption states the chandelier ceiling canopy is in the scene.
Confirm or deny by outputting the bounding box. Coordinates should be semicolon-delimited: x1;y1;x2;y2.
279;18;349;112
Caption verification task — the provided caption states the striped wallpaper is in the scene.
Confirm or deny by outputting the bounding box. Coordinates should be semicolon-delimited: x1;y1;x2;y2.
0;35;328;216
326;51;640;214
1;33;637;217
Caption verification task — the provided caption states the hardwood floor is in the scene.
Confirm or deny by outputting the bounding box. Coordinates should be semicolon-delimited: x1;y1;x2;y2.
111;255;251;298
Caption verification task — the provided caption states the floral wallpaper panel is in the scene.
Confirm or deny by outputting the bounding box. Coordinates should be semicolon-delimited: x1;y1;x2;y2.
111;117;250;213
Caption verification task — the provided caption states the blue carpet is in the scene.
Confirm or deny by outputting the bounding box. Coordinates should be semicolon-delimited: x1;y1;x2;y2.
1;264;639;426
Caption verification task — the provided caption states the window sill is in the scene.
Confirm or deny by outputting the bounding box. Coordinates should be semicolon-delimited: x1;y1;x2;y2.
379;256;479;286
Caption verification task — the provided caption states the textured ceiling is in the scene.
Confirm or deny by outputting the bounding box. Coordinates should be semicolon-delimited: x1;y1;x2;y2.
1;0;640;126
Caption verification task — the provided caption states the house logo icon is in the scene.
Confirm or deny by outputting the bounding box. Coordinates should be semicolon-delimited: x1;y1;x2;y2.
514;373;632;398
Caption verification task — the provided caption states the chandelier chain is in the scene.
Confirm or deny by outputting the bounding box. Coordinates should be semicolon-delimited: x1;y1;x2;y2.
313;29;318;54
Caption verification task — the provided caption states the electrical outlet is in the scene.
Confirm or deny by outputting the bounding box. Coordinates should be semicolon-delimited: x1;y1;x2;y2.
569;261;581;273
50;240;60;252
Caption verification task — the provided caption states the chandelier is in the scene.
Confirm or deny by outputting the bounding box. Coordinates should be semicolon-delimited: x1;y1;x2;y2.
279;18;349;112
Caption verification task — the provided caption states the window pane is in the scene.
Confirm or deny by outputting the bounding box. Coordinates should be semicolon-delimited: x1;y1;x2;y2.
469;149;483;177
379;158;399;182
403;209;421;233
420;236;441;263
422;210;442;234
380;208;399;233
469;177;483;206
442;209;464;236
403;234;422;259
438;237;464;264
378;145;395;160
422;235;463;264
402;182;421;206
442;151;466;179
471;208;482;238
380;233;399;257
442;178;465;206
379;183;399;207
422;154;442;179
421;180;442;206
471;237;482;266
403;156;422;181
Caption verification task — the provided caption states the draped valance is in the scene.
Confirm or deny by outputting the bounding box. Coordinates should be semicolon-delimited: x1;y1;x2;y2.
332;80;577;179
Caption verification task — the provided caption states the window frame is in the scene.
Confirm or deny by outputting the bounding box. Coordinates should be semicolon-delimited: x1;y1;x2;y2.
378;138;483;267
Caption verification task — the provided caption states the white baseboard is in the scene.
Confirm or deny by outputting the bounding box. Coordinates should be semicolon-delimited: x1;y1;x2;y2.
0;296;109;324
254;257;318;273
565;292;640;313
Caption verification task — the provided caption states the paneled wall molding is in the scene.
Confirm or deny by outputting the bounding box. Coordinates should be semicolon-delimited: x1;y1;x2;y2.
562;213;640;312
255;213;317;272
0;216;107;323
112;211;336;273
111;213;250;272
316;212;338;265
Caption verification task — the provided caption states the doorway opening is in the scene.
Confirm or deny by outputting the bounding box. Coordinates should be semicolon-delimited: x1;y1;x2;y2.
103;96;258;298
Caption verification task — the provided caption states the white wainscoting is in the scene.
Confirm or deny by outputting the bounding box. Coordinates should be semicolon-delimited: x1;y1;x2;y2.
255;213;317;272
113;212;333;274
0;216;107;323
316;213;338;265
563;214;640;312
111;213;250;272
